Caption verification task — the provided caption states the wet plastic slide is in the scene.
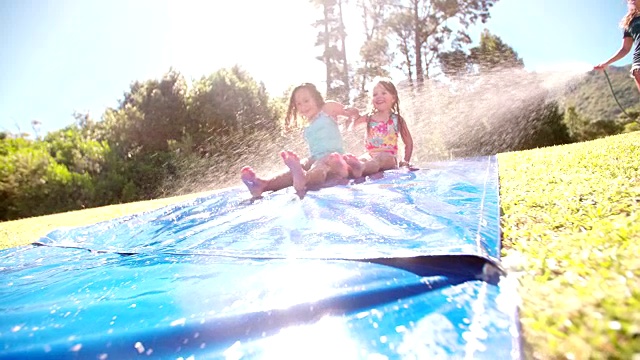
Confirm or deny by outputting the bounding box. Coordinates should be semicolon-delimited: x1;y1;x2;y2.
0;155;522;359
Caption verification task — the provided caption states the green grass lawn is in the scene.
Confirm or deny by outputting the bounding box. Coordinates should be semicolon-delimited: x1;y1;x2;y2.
2;132;640;359
499;132;640;359
0;191;210;249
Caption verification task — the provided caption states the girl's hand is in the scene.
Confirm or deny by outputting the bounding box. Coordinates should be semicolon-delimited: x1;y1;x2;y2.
345;107;360;118
593;63;608;71
399;161;419;171
342;117;353;131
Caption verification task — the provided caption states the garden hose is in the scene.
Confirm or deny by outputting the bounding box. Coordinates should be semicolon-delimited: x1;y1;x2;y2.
603;69;634;120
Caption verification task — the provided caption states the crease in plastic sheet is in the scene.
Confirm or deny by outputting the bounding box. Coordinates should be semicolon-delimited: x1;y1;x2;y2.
0;155;522;359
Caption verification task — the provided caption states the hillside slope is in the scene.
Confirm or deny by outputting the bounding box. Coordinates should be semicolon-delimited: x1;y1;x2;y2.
562;64;638;121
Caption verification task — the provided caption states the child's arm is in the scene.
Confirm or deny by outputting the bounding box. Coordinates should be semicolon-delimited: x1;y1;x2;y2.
594;37;633;69
323;101;355;117
323;101;364;127
397;115;414;167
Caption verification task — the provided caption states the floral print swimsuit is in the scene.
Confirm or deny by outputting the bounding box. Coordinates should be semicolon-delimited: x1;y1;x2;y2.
365;113;398;157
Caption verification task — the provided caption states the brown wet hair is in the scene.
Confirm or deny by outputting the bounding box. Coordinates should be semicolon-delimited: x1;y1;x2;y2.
370;77;401;116
284;83;326;129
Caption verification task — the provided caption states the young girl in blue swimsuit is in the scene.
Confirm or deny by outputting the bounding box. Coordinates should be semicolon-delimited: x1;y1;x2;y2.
594;0;640;93
240;83;360;198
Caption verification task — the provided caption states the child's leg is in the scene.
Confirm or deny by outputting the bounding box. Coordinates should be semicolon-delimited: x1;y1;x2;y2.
241;167;268;198
358;154;381;177
322;153;351;186
281;150;307;196
374;153;398;172
304;162;330;191
240;167;293;198
342;154;365;178
323;153;349;179
305;153;350;189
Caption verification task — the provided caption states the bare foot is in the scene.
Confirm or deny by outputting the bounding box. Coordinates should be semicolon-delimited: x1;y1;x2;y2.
343;154;364;178
281;150;307;197
369;171;385;180
240;166;267;198
325;153;350;179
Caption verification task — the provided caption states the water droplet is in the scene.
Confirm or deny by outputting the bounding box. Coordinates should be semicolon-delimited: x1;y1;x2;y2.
609;321;622;331
134;341;145;354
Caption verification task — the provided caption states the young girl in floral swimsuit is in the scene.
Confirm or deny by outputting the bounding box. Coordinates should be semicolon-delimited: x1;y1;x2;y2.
348;77;414;178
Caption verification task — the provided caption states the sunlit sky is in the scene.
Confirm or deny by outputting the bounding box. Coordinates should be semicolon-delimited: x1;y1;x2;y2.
0;0;631;136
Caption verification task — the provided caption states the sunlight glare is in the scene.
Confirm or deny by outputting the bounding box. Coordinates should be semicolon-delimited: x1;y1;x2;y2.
258;316;361;360
259;263;357;310
165;0;325;95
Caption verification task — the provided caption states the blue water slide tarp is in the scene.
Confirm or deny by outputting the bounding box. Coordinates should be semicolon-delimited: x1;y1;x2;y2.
0;155;522;359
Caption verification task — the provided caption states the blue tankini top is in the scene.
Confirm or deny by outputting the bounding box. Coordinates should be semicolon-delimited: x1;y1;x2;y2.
303;111;345;161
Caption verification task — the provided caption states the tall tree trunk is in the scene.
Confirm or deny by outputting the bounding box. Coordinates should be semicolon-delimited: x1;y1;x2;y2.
323;3;331;95
357;0;371;93
337;0;350;102
413;0;423;84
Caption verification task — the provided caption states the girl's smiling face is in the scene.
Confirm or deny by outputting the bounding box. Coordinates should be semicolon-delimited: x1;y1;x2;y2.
372;83;397;112
294;88;321;120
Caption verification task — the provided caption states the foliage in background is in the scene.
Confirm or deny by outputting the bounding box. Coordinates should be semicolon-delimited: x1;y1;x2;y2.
2;1;639;221
381;0;499;84
0;66;285;221
0;126;109;220
312;0;500;97
439;29;524;76
311;0;351;103
352;0;394;107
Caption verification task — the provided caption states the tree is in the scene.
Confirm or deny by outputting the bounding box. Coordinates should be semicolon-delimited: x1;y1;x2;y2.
468;29;524;72
581;119;624;140
521;100;572;149
311;0;351;102
44;125;109;176
0;130;106;220
96;70;191;200
439;29;523;78
387;10;415;83
104;69;189;157
353;0;394;105
387;0;498;85
563;106;590;141
438;48;469;77
187;66;282;156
